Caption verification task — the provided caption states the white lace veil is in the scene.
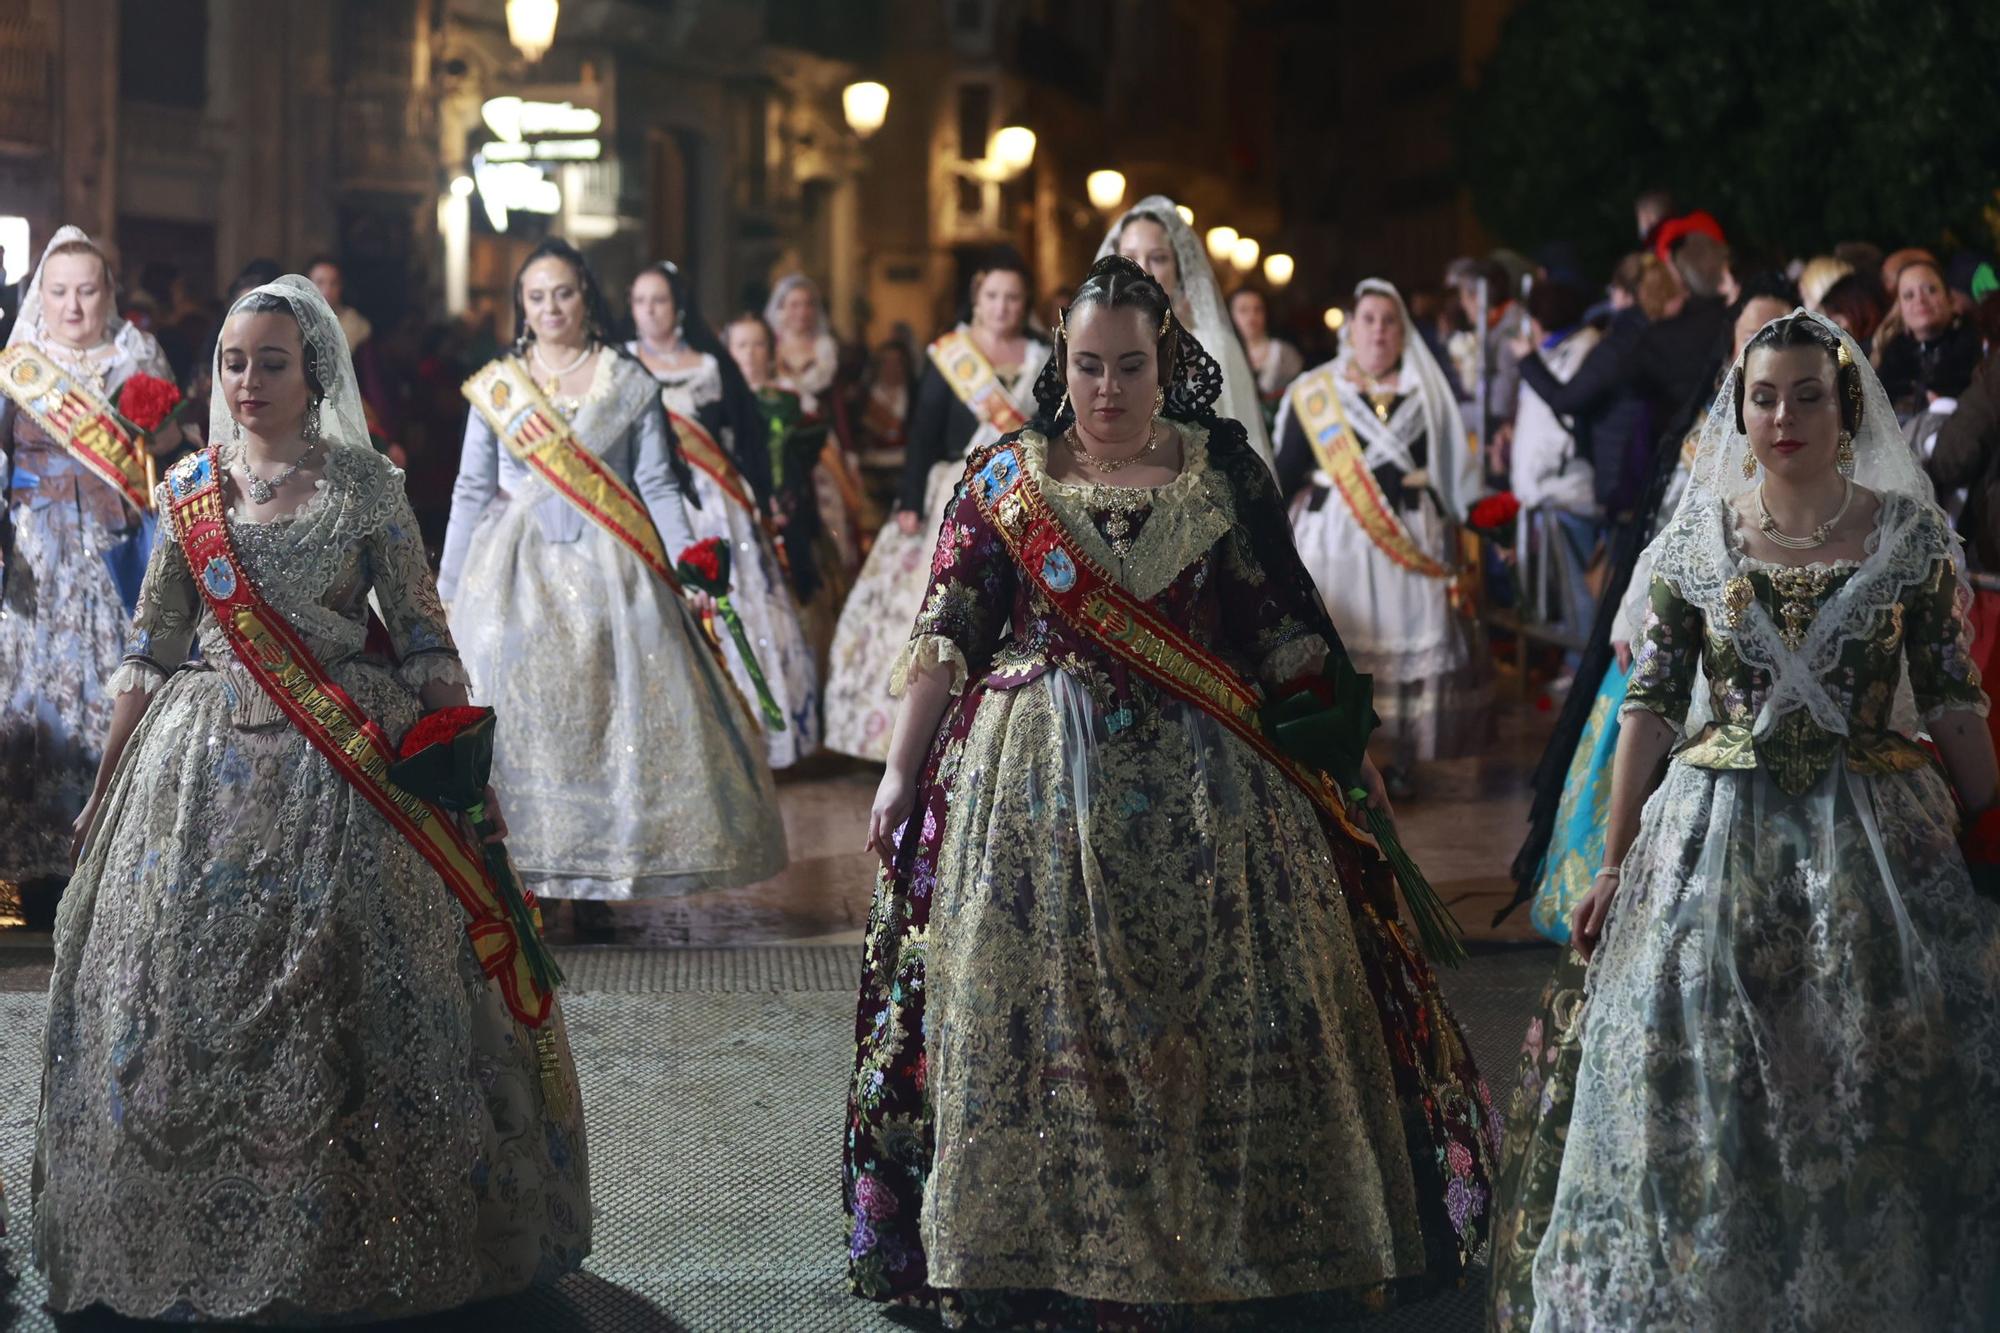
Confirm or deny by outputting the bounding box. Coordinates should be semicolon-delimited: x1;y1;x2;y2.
8;224;166;373
209;275;371;455
1640;308;1956;740
1096;196;1273;468
1336;277;1480;524
763;273;833;341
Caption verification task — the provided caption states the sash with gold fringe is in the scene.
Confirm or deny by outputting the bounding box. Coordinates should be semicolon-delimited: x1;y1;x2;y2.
669;409;757;515
0;342;153;511
463;355;681;592
967;439;1367;844
1288;368;1452;580
165;448;554;1029
928;329;1030;439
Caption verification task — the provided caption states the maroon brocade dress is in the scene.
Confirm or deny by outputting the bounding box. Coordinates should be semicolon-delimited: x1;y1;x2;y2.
844;417;1497;1329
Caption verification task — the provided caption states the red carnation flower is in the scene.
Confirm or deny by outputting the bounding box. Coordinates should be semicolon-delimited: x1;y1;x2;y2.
1468;492;1521;532
398;705;493;759
675;536;731;595
117;374;184;431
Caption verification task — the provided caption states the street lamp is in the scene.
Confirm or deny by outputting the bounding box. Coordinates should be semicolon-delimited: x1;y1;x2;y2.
1086;169;1126;211
1323;306;1346;332
1230;236;1260;273
842;82;890;138
1263;252;1295;288
449;174;476;198
1204;226;1238;265
506;0;559;63
1176;204;1195;227
989;126;1037;177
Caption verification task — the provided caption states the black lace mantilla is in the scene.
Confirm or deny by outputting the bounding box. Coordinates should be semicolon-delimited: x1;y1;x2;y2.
1031;310;1226;431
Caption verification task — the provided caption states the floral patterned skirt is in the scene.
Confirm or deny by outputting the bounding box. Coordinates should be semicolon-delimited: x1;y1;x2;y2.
1524;759;2000;1330
0;493;135;881
823;460;959;762
35;663;591;1322
845;668;1499;1327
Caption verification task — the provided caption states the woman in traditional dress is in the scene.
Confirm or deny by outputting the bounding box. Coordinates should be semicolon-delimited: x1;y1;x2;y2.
768;273;869;579
728;311;844;669
853;339;914;502
1274;279;1492;798
440;238;785;905
844;256;1498;1330
822;253;1050;762
0;227;177;922
35;276;590;1321
1230;283;1303;434
1101;195;1274;470
1494;310;2000;1331
630;261;820;765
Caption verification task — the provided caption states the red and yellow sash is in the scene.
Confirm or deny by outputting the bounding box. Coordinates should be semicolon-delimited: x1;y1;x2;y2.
929;329;1029;438
0;342;153;511
166;448;553;1029
670;409;757;515
463;356;681;592
1288;368;1452;580
968;440;1366;843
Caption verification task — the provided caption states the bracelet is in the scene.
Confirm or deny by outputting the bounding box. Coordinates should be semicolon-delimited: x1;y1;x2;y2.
1593;866;1622;882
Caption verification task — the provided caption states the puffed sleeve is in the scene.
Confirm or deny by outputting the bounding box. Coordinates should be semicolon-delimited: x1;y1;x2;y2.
630;397;697;556
368;483;470;694
891;464;1016;697
1212;420;1349;685
106;482;201;697
1904;549;1990;722
437;406;500;602
1620;573;1704;727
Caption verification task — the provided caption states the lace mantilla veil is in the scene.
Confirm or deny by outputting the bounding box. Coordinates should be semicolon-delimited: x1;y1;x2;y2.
1096;196;1273;467
210;275;372;458
1635;308;1964;740
8;224;168;372
1340;277;1479;525
1028;273;1227;431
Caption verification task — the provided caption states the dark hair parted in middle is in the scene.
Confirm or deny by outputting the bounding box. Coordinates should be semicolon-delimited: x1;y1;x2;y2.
1055;254;1178;387
511;237;622;353
1732;312;1864;436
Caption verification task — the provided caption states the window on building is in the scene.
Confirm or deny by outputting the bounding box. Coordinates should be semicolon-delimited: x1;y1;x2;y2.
118;0;206;108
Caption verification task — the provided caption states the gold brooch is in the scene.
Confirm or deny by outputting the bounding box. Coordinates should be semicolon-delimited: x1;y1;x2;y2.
1722;575;1754;628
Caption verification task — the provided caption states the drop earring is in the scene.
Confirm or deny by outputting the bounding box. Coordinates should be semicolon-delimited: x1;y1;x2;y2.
1152;387;1165;420
231;417;243;442
1742;450;1757;480
1837;430;1856;477
301;397;323;444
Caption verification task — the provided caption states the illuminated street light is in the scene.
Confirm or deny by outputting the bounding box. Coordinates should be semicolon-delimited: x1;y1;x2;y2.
1230;236;1260;273
1086;170;1126;211
1176;204;1194;227
843;82;890;138
505;0;559;62
1263;252;1295;287
1323;306;1346;332
990;126;1036;177
449;175;476;198
1205;226;1238;264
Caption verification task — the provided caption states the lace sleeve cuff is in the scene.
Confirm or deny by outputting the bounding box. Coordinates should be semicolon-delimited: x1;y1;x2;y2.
108;658;169;698
1259;634;1330;688
1921;692;1992;725
398;650;472;694
892;634;968;697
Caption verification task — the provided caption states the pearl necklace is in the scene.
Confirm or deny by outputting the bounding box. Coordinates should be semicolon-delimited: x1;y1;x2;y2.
531;340;593;395
1067;419;1160;475
1758;478;1852;551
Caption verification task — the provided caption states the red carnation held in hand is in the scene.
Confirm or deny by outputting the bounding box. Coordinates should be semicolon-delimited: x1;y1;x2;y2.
1469;492;1521;532
398;705;492;759
117;374;184;431
676;536;729;592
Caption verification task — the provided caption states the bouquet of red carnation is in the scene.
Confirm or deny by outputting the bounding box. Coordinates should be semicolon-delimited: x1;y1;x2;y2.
115;373;188;436
1467;491;1521;543
1963;803;2000;899
1259;654;1467;966
389;705;565;999
677;537;786;731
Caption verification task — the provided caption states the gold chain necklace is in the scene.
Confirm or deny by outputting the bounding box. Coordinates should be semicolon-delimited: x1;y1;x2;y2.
1066;419;1159;475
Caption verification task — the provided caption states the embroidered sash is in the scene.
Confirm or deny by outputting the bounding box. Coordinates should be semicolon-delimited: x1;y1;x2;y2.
929;329;1030;441
0;342;152;511
462;356;681;592
968;440;1366;842
1289;368;1452;580
165;449;553;1029
670;410;757;514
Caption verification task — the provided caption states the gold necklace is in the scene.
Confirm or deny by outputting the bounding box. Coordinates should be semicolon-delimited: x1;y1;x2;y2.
1067;419;1159;475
